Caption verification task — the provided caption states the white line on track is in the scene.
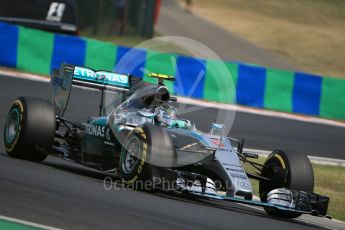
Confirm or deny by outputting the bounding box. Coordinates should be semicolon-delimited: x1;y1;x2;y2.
177;96;345;129
0;214;62;230
236;203;345;229
296;218;342;230
1;68;345;228
1;68;345;128
243;148;345;167
1;68;345;166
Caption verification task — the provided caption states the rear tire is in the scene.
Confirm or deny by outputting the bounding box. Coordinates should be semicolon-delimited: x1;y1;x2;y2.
4;97;56;162
259;150;314;218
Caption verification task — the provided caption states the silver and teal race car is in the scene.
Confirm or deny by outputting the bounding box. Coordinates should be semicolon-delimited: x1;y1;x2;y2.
4;63;330;219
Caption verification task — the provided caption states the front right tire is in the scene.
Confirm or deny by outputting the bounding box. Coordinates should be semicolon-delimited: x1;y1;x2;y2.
259;150;314;218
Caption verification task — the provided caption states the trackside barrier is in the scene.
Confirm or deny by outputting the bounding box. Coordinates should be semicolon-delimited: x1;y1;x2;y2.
1;22;345;120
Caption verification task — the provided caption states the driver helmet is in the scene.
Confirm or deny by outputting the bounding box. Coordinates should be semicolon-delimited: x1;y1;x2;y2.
160;105;179;118
156;105;179;126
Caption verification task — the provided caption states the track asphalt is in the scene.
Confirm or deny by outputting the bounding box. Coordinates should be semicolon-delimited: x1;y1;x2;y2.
157;0;297;70
0;74;344;229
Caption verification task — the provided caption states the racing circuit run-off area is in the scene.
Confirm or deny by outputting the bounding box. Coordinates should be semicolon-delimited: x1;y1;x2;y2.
0;1;345;230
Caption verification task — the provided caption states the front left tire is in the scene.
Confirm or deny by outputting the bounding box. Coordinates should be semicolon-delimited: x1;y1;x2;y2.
119;127;153;189
118;124;175;190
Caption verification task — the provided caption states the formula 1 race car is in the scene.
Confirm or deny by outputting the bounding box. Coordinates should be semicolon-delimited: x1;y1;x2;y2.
3;63;330;219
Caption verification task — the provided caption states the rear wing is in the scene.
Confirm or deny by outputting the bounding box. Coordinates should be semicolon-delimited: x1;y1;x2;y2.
73;65;130;89
50;63;131;117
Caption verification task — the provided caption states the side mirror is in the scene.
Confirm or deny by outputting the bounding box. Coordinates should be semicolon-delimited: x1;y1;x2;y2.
170;97;177;102
210;123;225;136
237;138;244;154
242;152;259;159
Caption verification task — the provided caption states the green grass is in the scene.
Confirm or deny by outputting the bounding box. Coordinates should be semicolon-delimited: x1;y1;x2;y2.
313;164;345;221
189;0;345;78
243;157;345;221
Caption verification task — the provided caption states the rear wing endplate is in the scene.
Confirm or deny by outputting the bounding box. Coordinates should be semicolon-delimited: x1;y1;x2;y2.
50;63;130;117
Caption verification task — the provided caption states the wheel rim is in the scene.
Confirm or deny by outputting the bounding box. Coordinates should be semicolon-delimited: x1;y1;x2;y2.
121;137;141;174
5;108;20;144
